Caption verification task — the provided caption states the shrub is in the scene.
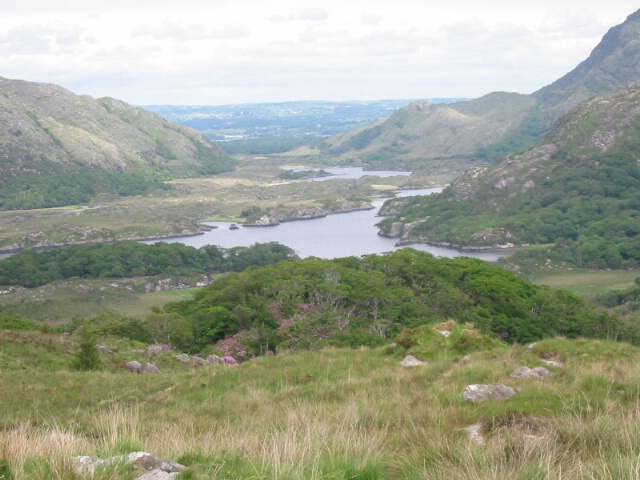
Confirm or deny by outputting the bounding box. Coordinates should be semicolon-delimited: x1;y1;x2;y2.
71;327;102;371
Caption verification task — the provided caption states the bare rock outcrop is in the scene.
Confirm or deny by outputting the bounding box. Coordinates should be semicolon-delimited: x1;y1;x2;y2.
71;452;184;479
463;384;516;402
142;363;160;374
510;366;554;379
126;361;143;373
400;355;427;367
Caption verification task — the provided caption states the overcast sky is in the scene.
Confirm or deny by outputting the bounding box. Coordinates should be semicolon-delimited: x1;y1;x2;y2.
1;1;638;105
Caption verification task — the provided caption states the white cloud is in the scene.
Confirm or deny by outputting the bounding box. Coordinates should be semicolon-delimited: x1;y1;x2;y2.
0;1;638;104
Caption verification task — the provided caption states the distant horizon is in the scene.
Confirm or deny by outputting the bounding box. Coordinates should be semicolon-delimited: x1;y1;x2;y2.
136;97;472;107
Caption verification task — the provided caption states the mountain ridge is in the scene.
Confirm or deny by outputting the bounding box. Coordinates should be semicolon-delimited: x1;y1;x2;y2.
323;9;640;170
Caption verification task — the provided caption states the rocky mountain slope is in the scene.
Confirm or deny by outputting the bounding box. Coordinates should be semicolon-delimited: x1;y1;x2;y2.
0;77;236;209
325;9;640;171
377;82;640;268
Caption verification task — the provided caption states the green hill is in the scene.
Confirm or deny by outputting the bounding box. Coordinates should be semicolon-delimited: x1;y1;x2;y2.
0;77;236;209
323;9;640;172
377;82;640;268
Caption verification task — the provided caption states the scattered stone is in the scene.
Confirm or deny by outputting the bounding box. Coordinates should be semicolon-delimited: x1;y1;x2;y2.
463;384;516;402
97;345;114;354
174;354;190;365
206;354;224;365
463;424;486;445
126;361;143;373
510;366;554;379
527;342;537;351
541;359;562;367
126;452;185;473
72;452;184;479
400;355;427;367
142;363;160;374
191;356;208;367
437;330;451;337
71;455;105;476
146;345;164;356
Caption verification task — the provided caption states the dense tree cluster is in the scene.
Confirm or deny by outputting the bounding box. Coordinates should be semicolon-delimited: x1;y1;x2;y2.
0;241;297;288
157;249;625;354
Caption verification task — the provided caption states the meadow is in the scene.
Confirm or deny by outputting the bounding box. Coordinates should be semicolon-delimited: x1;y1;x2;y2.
2;332;640;479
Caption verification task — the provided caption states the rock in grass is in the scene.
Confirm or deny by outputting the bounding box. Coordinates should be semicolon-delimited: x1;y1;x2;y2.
126;361;143;373
146;345;164;356
463;424;486;445
206;354;225;365
126;452;185;473
463;384;516;402
400;355;427;367
97;345;114;354
71;456;106;476
510;366;554;379
142;363;160;374
72;452;184;479
191;356;208;366
541;359;562;367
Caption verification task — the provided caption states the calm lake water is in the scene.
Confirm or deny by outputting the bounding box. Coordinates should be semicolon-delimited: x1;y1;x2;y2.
146;185;511;262
2;169;512;262
297;166;412;181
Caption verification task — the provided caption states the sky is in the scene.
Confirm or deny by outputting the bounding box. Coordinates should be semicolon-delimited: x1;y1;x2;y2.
1;1;638;105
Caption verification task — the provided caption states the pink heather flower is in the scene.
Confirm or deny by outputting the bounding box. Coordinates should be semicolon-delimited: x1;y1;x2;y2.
223;356;237;364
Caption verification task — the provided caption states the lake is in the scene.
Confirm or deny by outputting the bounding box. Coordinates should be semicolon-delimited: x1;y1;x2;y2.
145;186;512;262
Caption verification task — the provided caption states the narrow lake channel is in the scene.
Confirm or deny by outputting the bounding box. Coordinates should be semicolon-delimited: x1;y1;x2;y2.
147;176;512;262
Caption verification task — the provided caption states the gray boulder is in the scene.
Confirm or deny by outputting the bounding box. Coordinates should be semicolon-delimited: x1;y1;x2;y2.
71;455;106;476
174;354;190;365
400;355;427;367
206;354;225;365
97;345;114;354
463;424;485;445
463;384;516;402
146;345;164;356
510;366;554;379
127;452;184;473
142;363;160;374
126;361;143;373
191;356;208;367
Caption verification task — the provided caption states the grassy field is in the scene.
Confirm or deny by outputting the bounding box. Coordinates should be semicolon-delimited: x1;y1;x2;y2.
530;269;640;297
0;278;199;323
2;331;640;479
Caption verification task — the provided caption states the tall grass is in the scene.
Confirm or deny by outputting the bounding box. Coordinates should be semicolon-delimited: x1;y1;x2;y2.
3;339;640;478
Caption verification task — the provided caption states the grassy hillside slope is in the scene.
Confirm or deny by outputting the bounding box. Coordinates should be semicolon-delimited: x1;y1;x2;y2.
0;77;236;209
2;330;640;479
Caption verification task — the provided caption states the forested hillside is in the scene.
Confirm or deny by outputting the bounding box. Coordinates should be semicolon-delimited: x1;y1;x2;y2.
377;83;640;268
144;249;627;355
